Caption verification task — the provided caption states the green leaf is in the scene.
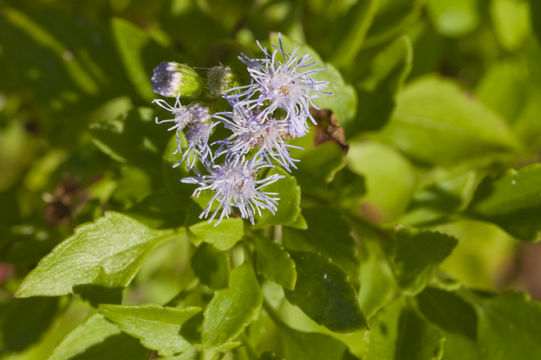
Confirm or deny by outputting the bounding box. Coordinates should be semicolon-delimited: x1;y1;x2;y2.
188;218;244;251
417;287;482;360
353;36;412;133
362;298;445;360
255;167;301;228
99;304;201;356
111;17;162;101
330;0;379;67
284;251;367;332
364;0;426;48
391;226;458;295
379;76;519;166
475;60;528;124
259;352;283;360
295;142;345;198
491;0;531;51
269;33;357;128
190;243;230;290
347;140;417;223
16;212;180;297
357;225;398;319
461;291;541;359
466;164;541;241
264;302;354;360
529;0;541;43
202;264;263;349
49;313;149;360
282;207;359;284
0;297;59;353
279;325;353;360
400;168;482;226
426;0;481;37
90;107;170;170
254;237;296;290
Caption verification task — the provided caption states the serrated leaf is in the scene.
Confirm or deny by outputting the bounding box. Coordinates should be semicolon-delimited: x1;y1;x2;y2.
283;207;359;285
99;304;201;356
362;298;444;360
190;242;230;290
255;168;301;228
16;212;180;297
466;164;541;241
391;226;458;295
461;291;541;359
380;76;519;166
269;33;357;128
417;287;482;360
49;313;149;360
254;237;296;289
202;264;263;349
284;251;366;332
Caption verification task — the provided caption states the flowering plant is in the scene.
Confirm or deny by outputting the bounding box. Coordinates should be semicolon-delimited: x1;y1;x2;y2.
2;1;541;359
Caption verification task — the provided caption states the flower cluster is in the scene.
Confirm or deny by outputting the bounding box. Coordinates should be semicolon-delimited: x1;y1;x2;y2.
152;34;330;225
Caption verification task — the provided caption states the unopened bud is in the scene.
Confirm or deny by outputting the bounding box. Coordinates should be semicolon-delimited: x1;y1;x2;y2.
207;66;238;97
151;62;204;98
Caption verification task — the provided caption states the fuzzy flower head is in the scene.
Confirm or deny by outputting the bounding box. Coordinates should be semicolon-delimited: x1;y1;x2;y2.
227;34;331;138
153;98;215;169
214;104;300;171
207;65;238;97
182;156;284;225
151;61;204;98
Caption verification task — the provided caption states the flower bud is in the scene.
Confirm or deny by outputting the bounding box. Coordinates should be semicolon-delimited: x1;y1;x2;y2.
151;61;204;98
207;65;238;97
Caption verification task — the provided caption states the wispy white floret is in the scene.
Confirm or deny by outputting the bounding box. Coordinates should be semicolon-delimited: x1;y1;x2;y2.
182;155;284;225
226;34;330;138
153;98;215;168
213;104;301;171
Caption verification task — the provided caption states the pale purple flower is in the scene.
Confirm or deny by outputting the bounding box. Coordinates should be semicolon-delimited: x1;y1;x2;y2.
225;34;330;138
182;155;284;225
213;104;300;171
151;62;184;97
153;98;215;168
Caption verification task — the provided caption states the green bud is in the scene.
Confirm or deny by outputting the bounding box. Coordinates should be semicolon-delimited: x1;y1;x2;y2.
207;65;239;97
151;61;204;98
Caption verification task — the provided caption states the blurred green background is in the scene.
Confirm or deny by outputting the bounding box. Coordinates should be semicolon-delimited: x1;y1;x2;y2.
1;0;541;358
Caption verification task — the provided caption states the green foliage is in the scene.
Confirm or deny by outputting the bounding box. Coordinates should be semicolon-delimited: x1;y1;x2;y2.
380;76;519;166
3;0;541;359
284;251;367;332
391;226;458;295
49;313;150;360
202;264;263;350
466;164;541;241
99;304;201;356
16;212;182;298
190;242;230;290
